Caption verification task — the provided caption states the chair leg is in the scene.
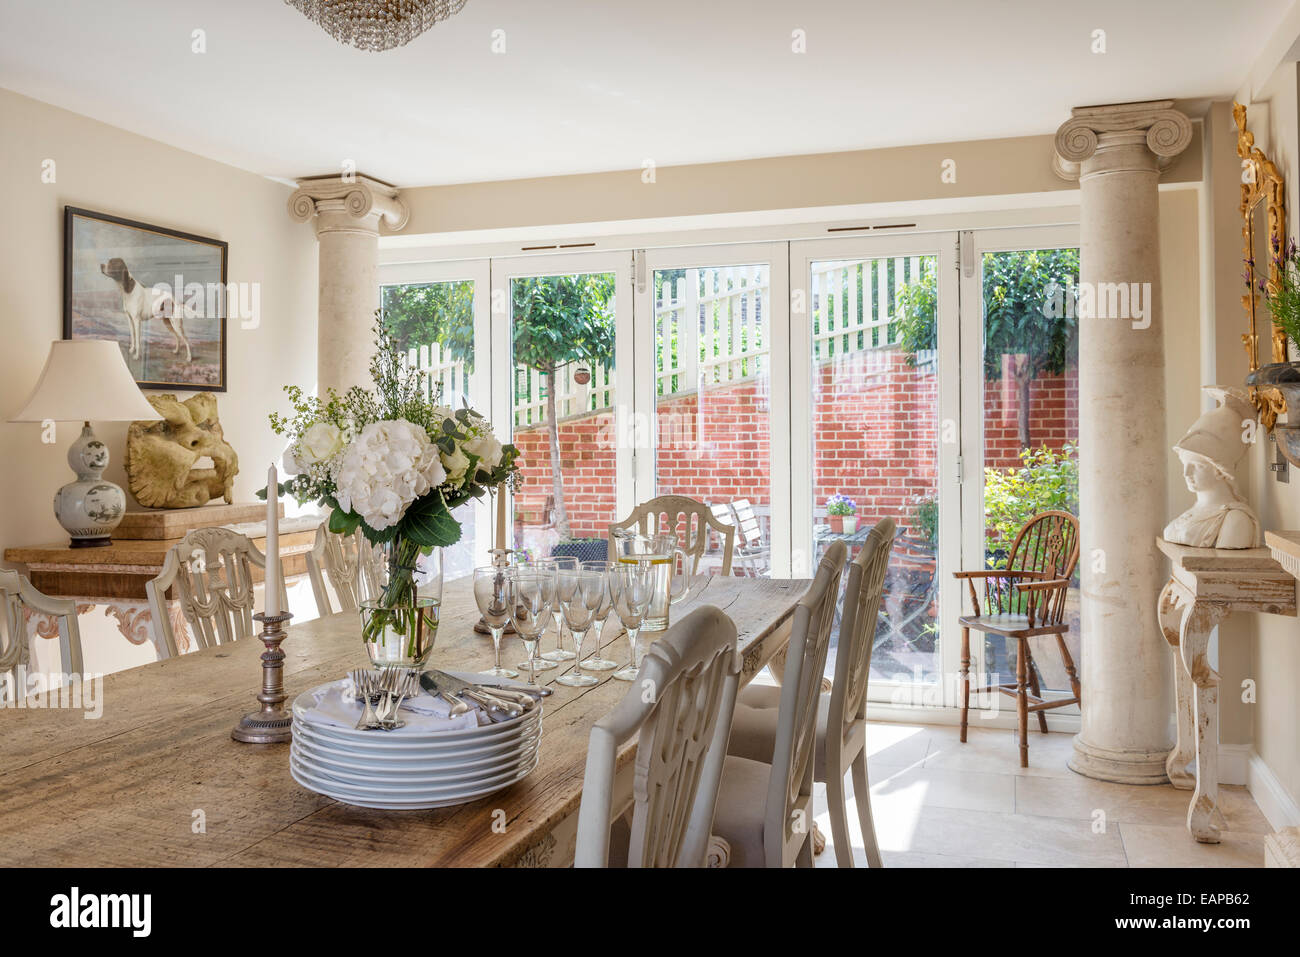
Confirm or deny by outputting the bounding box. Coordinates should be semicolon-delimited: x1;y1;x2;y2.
826;769;854;868
1055;632;1081;702
1025;645;1049;734
850;750;883;868
795;834;814;868
960;626;971;743
1015;638;1029;768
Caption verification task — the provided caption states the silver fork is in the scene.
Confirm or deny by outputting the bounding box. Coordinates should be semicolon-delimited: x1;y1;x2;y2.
349;669;380;730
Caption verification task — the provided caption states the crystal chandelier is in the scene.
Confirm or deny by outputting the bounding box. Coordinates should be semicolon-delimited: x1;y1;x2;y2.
285;0;469;52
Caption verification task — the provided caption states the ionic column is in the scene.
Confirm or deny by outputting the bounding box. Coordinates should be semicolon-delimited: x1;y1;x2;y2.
1053;101;1193;783
288;175;409;394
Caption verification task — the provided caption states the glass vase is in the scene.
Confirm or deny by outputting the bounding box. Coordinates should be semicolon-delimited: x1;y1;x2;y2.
360;536;442;669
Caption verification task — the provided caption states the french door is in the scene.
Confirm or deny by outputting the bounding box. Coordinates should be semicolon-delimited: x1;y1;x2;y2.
791;234;962;703
379;223;1078;714
632;243;791;578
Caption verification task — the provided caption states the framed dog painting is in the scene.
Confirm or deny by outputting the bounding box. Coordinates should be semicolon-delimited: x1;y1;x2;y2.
63;207;227;391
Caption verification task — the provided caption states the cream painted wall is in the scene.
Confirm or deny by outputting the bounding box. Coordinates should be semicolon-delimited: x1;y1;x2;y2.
0;88;318;556
1228;62;1300;816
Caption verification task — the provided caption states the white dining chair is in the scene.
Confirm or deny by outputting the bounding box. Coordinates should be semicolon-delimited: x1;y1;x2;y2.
727;518;896;867
574;604;742;867
709;539;847;867
720;498;770;577
146;526;288;658
305;523;383;616
608;494;736;577
0;569;84;704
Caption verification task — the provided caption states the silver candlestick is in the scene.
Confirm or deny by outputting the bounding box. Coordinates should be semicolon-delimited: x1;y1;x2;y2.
232;611;294;744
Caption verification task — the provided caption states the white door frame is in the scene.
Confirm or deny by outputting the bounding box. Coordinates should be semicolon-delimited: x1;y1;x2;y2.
377;258;493;570
790;232;961;703
958;224;1080;705
489;250;637;533
633;242;792;576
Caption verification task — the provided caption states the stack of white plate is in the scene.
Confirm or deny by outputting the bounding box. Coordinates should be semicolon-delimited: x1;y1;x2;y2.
289;686;542;810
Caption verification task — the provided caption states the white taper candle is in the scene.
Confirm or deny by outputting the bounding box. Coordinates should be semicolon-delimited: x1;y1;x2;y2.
265;463;281;616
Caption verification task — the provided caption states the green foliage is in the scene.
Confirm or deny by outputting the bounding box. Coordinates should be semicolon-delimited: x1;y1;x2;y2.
896;249;1079;380
1261;236;1300;346
983;443;1079;567
912;497;939;546
381;281;475;361
512;274;616;374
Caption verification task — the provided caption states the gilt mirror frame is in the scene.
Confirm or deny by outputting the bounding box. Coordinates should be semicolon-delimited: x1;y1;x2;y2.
1235;102;1288;430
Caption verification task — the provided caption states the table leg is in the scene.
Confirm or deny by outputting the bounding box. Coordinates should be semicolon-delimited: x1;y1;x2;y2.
1180;598;1228;844
1157;580;1196;790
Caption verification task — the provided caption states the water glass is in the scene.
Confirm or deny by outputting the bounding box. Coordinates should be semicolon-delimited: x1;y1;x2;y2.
473;566;517;679
609;561;654;681
579;560;618;671
555;564;607;688
506;567;555;687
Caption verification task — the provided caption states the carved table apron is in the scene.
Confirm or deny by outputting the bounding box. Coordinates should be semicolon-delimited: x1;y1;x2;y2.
1156;537;1296;843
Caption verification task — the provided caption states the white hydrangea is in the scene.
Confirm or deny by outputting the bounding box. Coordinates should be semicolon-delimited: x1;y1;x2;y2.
333;420;447;530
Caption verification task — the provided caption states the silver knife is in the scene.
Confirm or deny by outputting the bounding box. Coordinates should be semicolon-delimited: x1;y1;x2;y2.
425;670;527;716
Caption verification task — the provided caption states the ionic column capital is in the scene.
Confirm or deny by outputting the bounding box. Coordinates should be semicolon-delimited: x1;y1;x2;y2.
287;174;409;236
1053;100;1193;181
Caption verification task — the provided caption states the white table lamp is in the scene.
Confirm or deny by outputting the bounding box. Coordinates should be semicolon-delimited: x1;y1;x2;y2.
11;340;162;547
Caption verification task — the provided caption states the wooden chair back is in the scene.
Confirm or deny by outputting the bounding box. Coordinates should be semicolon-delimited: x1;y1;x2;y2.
575;605;741;867
827;519;896;744
608;495;735;576
1002;510;1080;618
146;527;287;658
766;539;846;866
306;523;383;615
0;569;83;704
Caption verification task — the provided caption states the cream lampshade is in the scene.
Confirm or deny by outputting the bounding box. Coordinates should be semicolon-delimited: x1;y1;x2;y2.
11;340;162;547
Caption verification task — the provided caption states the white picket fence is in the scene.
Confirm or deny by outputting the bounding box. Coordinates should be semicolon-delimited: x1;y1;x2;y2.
405;257;931;428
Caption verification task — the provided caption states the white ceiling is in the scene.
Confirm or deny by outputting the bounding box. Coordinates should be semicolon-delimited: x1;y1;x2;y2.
0;0;1291;187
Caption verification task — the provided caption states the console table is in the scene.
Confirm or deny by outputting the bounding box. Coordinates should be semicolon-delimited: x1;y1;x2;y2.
1156;537;1296;843
4;508;320;669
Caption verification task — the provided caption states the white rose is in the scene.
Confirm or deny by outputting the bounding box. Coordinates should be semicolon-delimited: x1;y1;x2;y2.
464;432;503;471
441;444;471;487
334;420;447;530
299;422;346;465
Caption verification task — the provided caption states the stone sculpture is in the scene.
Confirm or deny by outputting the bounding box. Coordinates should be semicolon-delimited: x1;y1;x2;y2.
1163;386;1260;549
126;394;238;508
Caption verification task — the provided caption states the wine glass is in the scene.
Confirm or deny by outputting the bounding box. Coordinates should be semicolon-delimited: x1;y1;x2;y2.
510;559;558;671
610;561;654;681
473;566;517;679
538;556;578;664
506;567;555;687
555;565;606;688
579;560;618;671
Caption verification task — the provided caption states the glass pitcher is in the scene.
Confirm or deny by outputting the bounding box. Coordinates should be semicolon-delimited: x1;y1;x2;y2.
611;530;691;632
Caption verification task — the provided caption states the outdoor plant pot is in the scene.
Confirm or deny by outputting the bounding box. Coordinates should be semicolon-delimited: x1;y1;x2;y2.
550;538;609;563
828;515;843;533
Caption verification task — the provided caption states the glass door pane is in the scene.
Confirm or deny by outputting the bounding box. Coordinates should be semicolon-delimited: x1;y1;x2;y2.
379;263;489;580
792;234;959;703
496;254;631;563
648;259;775;576
812;254;942;686
970;238;1080;698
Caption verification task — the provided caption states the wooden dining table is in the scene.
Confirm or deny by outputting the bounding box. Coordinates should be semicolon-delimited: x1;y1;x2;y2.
0;574;808;867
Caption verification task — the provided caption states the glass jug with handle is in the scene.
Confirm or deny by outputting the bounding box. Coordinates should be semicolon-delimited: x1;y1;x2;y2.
611;530;691;632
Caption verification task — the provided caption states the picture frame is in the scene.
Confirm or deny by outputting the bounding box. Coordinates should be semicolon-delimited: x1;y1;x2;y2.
63;206;228;392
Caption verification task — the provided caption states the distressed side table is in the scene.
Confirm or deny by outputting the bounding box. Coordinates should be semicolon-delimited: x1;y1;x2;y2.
1156;537;1296;843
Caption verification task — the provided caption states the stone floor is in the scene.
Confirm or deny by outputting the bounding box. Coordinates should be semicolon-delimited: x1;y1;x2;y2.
812;723;1272;867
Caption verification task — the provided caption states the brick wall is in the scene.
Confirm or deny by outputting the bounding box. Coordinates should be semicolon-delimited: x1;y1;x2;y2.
512;346;1077;541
